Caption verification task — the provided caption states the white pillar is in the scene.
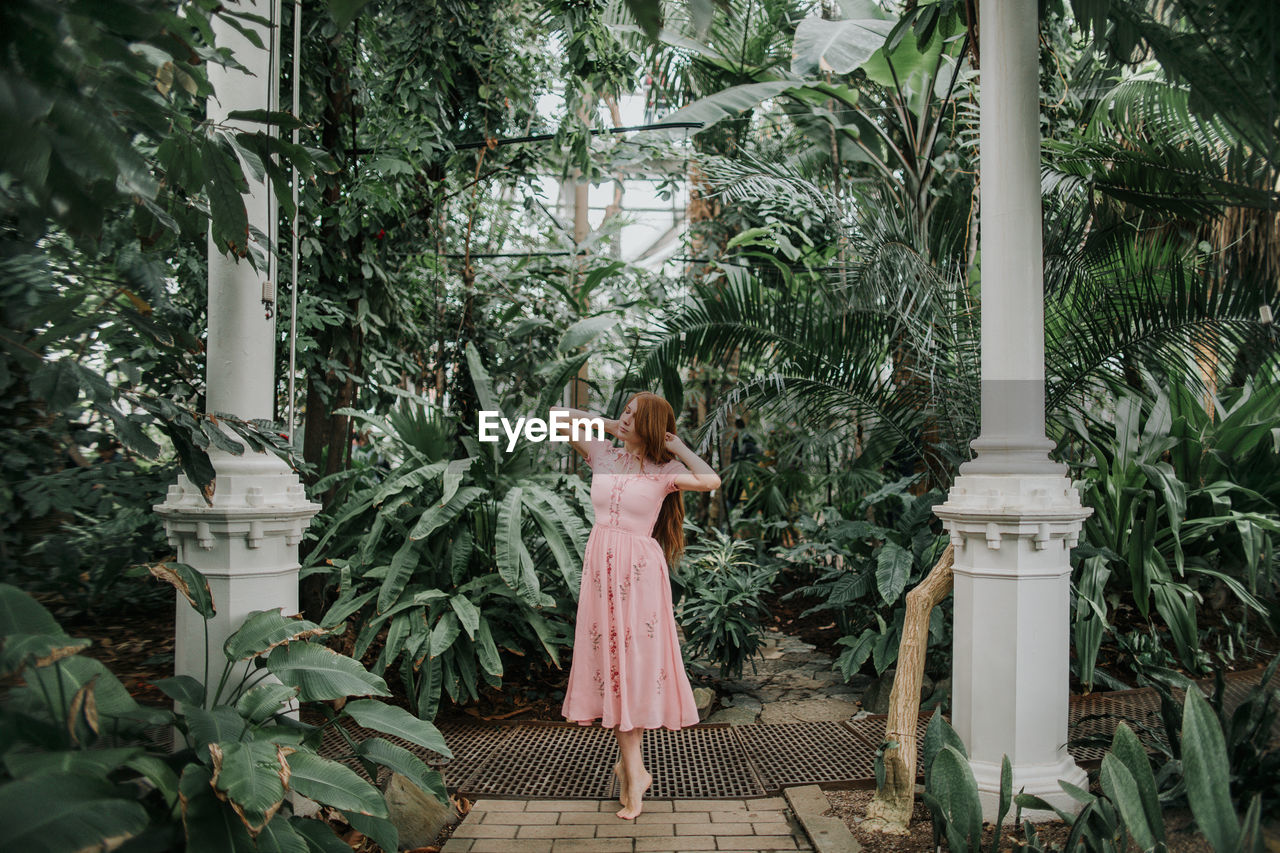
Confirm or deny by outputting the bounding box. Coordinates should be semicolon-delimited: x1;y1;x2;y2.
932;0;1091;819
154;0;319;704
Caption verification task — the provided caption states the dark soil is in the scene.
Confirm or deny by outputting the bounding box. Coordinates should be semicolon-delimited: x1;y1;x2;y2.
760;586;845;652
824;787;1219;852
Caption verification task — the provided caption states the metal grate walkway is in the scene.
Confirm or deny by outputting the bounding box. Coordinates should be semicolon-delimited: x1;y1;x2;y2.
319;667;1271;800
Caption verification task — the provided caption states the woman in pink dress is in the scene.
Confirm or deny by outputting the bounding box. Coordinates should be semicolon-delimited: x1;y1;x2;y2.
552;392;722;819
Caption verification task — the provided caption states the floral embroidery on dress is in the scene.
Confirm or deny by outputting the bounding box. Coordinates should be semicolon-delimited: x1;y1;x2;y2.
619;569;632;602
645;613;657;639
590;622;602;653
632;555;647;583
609;617;619;696
624;625;633;652
607;463;627;526
656;666;667;694
593;668;605;696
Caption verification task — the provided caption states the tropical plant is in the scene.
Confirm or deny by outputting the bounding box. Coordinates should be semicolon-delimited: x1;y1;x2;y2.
921;681;1268;852
0;571;452;853
676;525;778;679
1065;375;1279;687
0;0;327;497
1091;661;1280;822
304;343;591;719
777;475;950;682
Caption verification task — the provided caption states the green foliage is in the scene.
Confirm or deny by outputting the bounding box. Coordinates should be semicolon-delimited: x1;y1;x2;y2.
777;476;950;682
676;526;778;679
0;579;453;852
305;357;591;717
922;680;1270;852
1066;371;1280;684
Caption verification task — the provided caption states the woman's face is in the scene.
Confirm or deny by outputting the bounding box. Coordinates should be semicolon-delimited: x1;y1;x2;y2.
617;399;639;440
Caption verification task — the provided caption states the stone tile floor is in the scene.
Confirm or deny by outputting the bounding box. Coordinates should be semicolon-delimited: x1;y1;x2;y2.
440;796;815;853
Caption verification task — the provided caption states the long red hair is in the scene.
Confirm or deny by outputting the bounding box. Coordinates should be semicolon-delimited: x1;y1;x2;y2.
623;392;685;568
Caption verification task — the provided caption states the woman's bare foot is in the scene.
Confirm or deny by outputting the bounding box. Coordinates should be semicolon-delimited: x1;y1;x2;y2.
613;760;629;809
615;769;652;819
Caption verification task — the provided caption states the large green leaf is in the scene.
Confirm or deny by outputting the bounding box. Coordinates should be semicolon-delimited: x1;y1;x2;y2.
202;134;249;255
658;81;803;134
0;632;90;677
0;772;148;852
286;751;387;817
474;616;503;678
4;747;141;780
875;542;912;605
25;654;167;730
523;493;582;594
409;486;485;541
921;712;967;782
208;740;289;834
343;699;451;755
254;815;308;853
791;16;895;76
319;589;377;629
355;737;448;803
236;682;300;724
0;583;61;635
430;610;461;658
449;594;481;639
464;341;500;413
440;457;474;507
224;609;327;661
1182;687;1241;852
929;745;983;852
341;812;397;853
558;315;618;352
1109;723;1164;844
496;488;542;607
148;562;216;618
185;705;250;750
526;485;589;556
180;764;257;853
289;817;352;853
1099;752;1159;851
379;539;422;613
266;643;389;702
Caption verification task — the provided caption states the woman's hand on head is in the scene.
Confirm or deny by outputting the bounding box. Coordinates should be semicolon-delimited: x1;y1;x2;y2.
664;432;686;453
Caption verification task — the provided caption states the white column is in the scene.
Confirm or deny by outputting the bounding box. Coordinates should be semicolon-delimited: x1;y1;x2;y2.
932;0;1091;819
154;0;319;703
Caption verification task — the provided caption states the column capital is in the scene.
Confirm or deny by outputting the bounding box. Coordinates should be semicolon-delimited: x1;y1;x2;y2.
153;449;320;558
935;474;1092;566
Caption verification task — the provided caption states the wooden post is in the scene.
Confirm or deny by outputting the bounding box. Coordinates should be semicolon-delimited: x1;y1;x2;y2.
863;544;955;833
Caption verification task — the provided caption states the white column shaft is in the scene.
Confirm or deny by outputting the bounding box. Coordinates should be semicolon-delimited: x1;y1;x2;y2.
934;1;1091;821
158;1;320;705
205;3;278;420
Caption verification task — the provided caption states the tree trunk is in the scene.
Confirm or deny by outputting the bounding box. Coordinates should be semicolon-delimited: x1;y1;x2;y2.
863;544;955;834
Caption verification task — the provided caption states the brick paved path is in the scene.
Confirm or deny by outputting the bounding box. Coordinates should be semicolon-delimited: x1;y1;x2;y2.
441;796;815;853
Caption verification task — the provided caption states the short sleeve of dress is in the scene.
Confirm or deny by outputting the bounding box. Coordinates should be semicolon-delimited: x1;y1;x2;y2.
663;459;691;494
582;438;613;470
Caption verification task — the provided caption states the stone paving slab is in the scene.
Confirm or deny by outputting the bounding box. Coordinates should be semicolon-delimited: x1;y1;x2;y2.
442;797;815;853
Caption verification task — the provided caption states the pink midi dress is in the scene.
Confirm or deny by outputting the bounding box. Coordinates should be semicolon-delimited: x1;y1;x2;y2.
560;438;701;731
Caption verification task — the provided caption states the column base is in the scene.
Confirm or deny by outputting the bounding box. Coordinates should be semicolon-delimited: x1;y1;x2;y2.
970;755;1088;822
154;448;320;704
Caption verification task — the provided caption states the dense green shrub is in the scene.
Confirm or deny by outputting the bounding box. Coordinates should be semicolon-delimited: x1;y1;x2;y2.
775;475;950;682
1065;371;1280;687
920;669;1275;852
305;345;589;719
0;571;450;852
676;526;778;679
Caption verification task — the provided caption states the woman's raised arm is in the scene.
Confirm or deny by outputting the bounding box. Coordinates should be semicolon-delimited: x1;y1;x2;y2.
549;406;619;459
